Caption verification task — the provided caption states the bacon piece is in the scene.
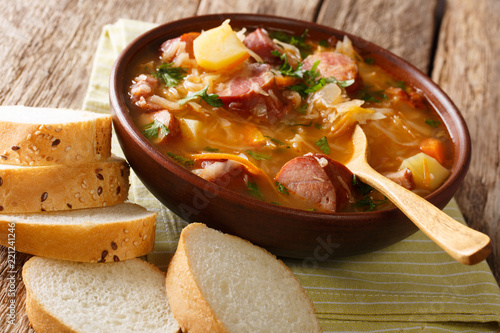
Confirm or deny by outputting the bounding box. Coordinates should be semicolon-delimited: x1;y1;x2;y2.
130;74;163;111
194;160;248;189
385;87;426;109
217;63;291;123
243;28;280;64
160;32;200;61
303;52;361;92
275;154;354;212
384;168;415;190
136;110;180;145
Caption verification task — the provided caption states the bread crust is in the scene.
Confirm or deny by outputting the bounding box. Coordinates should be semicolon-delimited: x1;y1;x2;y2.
0;156;129;213
166;224;228;333
0;110;112;166
0;207;156;262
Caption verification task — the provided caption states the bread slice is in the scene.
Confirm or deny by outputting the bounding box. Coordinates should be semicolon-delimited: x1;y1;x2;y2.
0;155;129;213
0;202;155;262
23;257;180;333
0;105;112;166
166;223;322;333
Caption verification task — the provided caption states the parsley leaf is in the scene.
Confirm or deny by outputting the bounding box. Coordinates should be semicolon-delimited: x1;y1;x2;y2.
325;77;355;88
425;119;441;128
354;195;388;211
364;57;375;65
357;88;387;103
270;29;312;58
203;146;219;152
296;104;308;114
319;39;329;47
178;85;223;107
153;62;187;87
166;152;194;167
246;150;271;160
141;120;170;139
275;181;290;195
395;80;407;90
248;182;264;200
352;175;374;195
315;136;330;154
264;136;289;148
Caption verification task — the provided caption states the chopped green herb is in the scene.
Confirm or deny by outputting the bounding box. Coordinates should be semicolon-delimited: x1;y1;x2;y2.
275;182;290;195
265;136;289;148
364;57;375;65
354;195;388;211
352;175;374;195
425;119;441;128
178;85;223;107
203;146;219;152
153;62;187;87
319;39;329;47
246;150;271;160
325;77;355;88
296;104;308;114
141;120;170;139
357;88;387;103
314;122;322;130
166;152;194;167
315;136;330;154
270;29;312;58
395;80;407;90
289;121;313;127
248;182;264;200
271;201;281;206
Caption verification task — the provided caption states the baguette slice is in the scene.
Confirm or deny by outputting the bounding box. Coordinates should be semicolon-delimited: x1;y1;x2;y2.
23;257;180;333
0;105;112;166
0;155;129;213
166;223;322;333
0;202;155;262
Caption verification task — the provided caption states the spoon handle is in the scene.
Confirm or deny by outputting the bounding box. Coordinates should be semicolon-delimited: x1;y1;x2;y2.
348;160;491;265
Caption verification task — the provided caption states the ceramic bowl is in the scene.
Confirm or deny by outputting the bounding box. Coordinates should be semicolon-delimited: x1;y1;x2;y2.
109;14;471;259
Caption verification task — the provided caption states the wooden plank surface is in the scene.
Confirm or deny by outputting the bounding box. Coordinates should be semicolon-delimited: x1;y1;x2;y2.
0;0;498;331
432;0;500;281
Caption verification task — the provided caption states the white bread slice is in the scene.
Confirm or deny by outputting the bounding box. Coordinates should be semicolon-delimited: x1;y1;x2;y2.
0;155;129;213
23;257;180;333
0;202;155;262
166;223;322;333
0;105;112;166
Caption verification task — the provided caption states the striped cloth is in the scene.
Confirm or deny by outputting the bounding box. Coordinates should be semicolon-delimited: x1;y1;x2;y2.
83;19;500;332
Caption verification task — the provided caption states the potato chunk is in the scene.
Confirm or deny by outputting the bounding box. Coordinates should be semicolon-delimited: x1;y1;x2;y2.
193;20;250;71
399;152;450;191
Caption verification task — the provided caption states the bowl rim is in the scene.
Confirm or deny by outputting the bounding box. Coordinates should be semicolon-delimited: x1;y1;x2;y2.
109;13;471;221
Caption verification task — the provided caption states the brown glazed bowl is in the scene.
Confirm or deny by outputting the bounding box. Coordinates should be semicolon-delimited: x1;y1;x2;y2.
109;14;471;259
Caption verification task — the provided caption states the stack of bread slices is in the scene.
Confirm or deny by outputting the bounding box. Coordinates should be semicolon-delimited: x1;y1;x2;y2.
2;106;321;332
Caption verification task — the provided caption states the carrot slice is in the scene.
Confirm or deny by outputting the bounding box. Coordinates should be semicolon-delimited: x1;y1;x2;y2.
420;138;445;165
189;153;262;175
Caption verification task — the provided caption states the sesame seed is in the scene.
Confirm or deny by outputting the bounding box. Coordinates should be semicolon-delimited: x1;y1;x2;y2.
26;134;32;140
143;234;148;240
1;155;7;160
65;146;71;152
51;146;57;151
34;131;41;135
76;155;82;161
55;128;62;132
79;198;85;203
103;202;107;206
124;238;129;242
92;194;98;200
90;190;95;195
32;146;38;151
15;159;20;163
29;161;34;166
27;148;34;154
111;241;118;250
124;229;129;234
38;125;44;130
46;125;52;130
75;193;80;198
81;183;87;189
133;241;140;246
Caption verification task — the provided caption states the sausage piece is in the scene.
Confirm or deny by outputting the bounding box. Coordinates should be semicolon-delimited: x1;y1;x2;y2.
160;32;200;61
275;154;354;212
136;110;180;145
243;28;280;64
217;63;291;123
193;160;248;190
302;52;361;92
384;168;415;190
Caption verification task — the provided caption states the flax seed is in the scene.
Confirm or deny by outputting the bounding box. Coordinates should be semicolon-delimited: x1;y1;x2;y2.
111;241;118;250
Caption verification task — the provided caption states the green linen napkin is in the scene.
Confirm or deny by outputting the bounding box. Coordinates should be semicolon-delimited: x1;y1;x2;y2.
83;19;500;332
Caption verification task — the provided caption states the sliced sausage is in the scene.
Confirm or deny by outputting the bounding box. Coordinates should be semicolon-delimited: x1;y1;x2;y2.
194;160;248;190
385;87;426;109
275;154;354;212
243;28;280;64
217;63;291;123
302;52;361;92
384;168;415;190
136;110;180;145
160;32;200;61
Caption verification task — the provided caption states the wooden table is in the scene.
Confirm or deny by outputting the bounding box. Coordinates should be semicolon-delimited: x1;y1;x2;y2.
1;0;498;331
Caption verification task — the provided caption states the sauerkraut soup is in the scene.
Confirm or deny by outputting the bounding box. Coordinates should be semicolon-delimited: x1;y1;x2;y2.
126;20;453;213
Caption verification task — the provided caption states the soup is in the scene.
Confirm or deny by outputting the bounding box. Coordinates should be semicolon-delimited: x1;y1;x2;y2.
126;20;453;213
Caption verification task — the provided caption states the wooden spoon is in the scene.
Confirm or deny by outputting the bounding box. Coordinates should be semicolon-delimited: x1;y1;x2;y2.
346;124;491;265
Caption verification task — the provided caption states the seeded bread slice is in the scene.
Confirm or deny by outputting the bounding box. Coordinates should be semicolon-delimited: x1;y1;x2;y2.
0;105;112;166
0;155;129;213
23;257;180;333
166;223;322;333
0;202;155;262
